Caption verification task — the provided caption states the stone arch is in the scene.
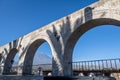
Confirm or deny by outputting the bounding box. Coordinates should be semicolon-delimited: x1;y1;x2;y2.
22;38;46;75
21;35;62;76
63;18;120;76
2;48;18;75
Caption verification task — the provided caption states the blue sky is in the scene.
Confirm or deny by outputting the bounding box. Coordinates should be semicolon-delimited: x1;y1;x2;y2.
1;0;120;62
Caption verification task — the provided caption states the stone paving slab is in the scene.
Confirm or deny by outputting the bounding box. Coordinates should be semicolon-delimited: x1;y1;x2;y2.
0;75;43;80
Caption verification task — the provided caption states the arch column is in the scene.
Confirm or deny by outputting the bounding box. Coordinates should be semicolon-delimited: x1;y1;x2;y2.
2;60;13;75
2;48;18;75
63;43;74;76
0;54;4;75
47;30;64;76
16;45;26;75
51;47;64;76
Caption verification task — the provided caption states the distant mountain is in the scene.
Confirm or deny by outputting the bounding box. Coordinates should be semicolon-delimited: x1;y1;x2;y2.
13;53;52;66
33;53;52;65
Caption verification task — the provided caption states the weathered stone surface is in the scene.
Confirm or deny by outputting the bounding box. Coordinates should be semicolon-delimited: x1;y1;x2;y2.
0;0;120;76
0;76;116;80
0;75;43;80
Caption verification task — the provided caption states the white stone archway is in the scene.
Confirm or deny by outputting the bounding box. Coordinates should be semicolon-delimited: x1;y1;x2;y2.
62;0;120;76
0;0;120;77
17;34;63;76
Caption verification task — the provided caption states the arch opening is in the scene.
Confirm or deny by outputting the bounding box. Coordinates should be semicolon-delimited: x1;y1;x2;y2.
22;39;52;76
63;18;120;76
72;25;120;76
73;25;120;61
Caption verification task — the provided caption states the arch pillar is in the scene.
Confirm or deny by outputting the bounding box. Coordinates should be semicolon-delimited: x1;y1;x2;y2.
0;54;4;75
2;48;18;75
52;49;64;76
17;45;31;76
63;42;75;76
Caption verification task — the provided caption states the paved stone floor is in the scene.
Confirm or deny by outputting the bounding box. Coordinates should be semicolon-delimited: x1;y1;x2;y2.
0;76;116;80
0;75;43;80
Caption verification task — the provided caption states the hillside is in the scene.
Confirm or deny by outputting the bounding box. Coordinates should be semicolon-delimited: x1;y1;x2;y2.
13;53;52;66
33;53;52;65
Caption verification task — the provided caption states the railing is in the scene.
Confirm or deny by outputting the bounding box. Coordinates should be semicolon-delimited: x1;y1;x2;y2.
72;58;120;79
0;64;52;75
72;58;120;72
32;64;52;75
32;64;52;71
